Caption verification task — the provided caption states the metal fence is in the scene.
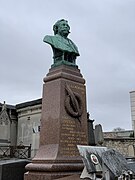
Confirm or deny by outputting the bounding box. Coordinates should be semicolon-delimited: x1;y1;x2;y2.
0;145;31;159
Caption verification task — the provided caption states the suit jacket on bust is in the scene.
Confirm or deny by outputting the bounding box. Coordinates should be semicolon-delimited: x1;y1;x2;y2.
43;34;80;56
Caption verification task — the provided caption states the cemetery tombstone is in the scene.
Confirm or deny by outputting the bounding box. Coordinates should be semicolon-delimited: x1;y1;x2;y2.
102;149;135;179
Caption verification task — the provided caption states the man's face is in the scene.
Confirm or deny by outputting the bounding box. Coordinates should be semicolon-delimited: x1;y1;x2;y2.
57;21;70;37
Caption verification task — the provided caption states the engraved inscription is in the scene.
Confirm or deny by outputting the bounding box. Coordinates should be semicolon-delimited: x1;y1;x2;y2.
60;119;87;156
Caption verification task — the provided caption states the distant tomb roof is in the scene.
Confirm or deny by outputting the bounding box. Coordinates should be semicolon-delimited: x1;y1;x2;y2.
16;98;42;109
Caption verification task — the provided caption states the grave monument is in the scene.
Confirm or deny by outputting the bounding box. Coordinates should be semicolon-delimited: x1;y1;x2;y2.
25;19;88;180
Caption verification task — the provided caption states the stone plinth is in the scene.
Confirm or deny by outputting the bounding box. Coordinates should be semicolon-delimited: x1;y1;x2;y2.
25;65;88;180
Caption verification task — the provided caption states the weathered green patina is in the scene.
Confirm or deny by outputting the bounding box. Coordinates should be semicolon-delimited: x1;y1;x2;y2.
43;19;80;67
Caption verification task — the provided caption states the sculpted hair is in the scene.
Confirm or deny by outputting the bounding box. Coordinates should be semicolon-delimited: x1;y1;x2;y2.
53;19;69;35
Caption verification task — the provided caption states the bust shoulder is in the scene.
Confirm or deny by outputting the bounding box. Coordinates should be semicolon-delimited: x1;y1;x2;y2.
43;34;62;47
43;35;54;45
43;34;79;55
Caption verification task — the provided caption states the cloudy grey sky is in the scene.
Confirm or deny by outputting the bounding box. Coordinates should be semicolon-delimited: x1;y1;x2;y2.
0;0;135;131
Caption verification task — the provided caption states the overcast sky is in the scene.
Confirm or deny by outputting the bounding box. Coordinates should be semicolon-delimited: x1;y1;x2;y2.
0;0;135;131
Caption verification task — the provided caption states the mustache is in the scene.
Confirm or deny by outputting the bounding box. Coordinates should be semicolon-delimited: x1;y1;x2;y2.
62;29;70;33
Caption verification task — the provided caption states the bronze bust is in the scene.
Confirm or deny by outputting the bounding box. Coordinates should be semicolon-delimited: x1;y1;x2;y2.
43;19;80;67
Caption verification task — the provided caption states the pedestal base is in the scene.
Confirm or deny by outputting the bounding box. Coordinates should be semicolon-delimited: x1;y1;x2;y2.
56;174;81;180
25;171;81;180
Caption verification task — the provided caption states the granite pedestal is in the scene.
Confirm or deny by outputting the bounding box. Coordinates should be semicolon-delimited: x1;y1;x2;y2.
25;65;88;180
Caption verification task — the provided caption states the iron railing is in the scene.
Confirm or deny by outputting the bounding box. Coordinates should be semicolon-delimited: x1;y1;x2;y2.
0;145;31;159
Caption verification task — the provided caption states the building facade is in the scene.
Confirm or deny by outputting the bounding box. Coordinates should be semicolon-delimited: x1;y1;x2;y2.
0;102;17;146
16;99;42;157
0;99;42;158
130;91;135;132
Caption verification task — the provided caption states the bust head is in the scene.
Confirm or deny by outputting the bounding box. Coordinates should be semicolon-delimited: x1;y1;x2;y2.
53;19;70;38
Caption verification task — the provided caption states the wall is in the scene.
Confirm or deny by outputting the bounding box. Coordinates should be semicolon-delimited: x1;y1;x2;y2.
103;137;135;156
16;100;41;157
0;103;17;146
104;130;134;138
130;91;135;132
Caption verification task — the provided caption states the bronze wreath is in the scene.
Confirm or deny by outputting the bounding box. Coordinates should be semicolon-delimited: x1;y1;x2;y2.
65;84;83;118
